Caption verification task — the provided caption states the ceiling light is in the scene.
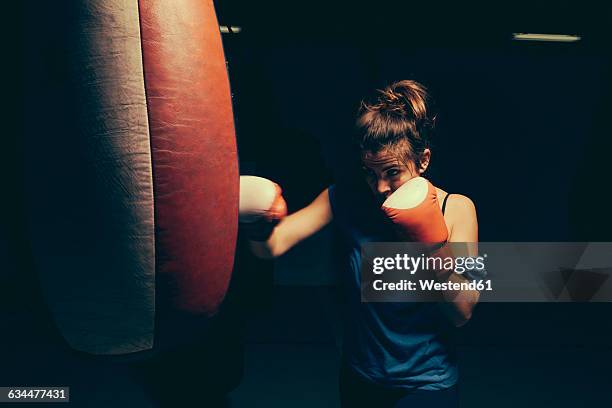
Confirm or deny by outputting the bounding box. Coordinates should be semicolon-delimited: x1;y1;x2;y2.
512;33;581;42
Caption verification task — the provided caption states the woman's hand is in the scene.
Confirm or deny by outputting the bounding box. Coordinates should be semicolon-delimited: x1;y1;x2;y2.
239;176;288;242
380;177;448;244
380;177;480;326
239;176;333;259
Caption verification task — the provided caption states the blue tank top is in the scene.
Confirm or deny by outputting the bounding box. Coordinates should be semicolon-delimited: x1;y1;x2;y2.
328;184;458;391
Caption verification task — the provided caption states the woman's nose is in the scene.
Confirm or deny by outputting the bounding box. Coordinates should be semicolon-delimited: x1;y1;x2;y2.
377;179;391;196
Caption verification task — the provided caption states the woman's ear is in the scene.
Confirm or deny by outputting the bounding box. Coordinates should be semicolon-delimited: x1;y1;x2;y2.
418;149;431;174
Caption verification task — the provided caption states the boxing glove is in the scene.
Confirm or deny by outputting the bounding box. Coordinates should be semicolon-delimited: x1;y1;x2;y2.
239;176;287;241
381;177;448;244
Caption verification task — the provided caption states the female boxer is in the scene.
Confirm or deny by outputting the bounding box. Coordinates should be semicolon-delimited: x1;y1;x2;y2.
239;80;479;408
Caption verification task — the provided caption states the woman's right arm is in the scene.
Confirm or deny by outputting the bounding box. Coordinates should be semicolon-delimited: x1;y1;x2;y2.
249;188;333;259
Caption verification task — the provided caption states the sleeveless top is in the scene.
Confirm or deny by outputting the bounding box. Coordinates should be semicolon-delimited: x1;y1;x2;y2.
328;184;457;391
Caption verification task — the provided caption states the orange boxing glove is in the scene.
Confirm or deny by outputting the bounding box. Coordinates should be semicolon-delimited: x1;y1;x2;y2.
239;176;288;241
381;177;448;244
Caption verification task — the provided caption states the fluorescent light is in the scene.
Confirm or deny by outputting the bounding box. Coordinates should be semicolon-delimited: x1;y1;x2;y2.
513;33;581;42
219;26;242;34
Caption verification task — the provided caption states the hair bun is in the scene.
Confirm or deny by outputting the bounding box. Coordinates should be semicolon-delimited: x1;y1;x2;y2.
356;79;436;156
375;80;430;124
378;89;408;116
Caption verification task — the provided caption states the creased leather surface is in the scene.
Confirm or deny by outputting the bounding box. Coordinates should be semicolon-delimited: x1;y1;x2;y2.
139;0;239;316
25;0;155;355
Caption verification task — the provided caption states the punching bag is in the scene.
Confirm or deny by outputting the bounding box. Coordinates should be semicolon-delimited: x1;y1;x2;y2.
24;0;238;356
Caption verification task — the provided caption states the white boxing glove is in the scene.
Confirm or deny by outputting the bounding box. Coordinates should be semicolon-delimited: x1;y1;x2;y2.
239;176;287;241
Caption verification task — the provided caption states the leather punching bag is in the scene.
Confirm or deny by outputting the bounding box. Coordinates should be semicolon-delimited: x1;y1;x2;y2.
24;0;238;356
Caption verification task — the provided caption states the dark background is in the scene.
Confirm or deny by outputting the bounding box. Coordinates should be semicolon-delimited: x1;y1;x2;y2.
4;0;612;406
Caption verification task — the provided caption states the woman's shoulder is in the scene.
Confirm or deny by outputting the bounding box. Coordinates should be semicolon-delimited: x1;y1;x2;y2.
435;187;477;217
435;187;477;240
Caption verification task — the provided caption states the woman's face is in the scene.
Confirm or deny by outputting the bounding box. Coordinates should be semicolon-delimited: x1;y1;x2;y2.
362;147;430;204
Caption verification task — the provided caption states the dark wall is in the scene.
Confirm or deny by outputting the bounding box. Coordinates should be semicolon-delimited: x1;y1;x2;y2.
226;40;611;241
221;26;612;347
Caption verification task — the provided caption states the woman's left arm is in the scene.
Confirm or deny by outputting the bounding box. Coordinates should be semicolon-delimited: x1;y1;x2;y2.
435;194;480;327
381;181;480;327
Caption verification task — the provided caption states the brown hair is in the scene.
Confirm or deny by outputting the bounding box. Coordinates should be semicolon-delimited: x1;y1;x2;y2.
356;80;436;169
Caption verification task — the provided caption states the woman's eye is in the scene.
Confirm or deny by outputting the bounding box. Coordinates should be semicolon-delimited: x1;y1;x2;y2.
387;169;400;177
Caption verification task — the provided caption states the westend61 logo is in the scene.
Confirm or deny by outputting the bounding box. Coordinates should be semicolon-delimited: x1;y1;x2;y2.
368;252;491;295
361;242;612;302
361;243;494;302
372;253;487;275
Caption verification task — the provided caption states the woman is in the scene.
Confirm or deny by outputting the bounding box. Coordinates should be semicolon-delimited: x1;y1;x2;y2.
239;79;480;407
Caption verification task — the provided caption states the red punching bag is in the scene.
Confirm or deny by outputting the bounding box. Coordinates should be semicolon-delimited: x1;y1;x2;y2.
25;0;238;356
